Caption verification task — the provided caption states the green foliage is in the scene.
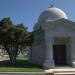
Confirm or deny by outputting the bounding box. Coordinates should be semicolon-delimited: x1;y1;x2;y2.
0;17;12;29
0;17;32;65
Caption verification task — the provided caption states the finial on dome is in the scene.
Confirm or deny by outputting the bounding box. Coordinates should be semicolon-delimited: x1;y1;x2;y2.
49;4;54;8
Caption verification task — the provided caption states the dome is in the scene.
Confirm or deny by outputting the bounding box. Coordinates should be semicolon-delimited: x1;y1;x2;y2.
38;6;68;23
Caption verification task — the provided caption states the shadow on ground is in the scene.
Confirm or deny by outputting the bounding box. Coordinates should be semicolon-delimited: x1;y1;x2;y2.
0;60;43;69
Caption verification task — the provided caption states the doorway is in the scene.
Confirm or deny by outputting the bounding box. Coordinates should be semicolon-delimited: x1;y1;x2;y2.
53;45;67;66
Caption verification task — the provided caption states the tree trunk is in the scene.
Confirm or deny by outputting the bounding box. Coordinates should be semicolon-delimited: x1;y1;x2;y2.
4;43;18;66
9;54;17;66
5;45;17;66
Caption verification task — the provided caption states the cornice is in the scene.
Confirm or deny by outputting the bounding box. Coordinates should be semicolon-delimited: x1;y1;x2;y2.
41;19;75;32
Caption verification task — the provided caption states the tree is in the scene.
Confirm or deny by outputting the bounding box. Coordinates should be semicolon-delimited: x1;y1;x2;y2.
10;24;28;65
0;17;14;64
0;17;32;65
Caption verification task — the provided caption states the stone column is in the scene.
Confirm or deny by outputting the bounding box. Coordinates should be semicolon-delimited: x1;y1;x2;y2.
70;37;75;67
43;38;55;69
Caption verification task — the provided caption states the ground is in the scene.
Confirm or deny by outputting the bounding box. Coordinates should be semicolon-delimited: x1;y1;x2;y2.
0;55;43;72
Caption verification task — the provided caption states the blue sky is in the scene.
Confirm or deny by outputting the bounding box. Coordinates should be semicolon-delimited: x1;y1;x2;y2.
0;0;75;31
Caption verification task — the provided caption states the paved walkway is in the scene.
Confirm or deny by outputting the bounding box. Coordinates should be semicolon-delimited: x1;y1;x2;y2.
0;72;45;75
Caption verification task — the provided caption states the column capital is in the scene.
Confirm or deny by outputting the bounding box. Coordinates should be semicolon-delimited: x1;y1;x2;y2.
71;37;75;43
45;37;54;43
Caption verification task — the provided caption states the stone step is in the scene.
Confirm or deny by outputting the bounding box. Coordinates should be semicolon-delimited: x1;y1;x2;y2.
54;72;75;75
54;70;75;75
45;69;75;75
46;72;75;75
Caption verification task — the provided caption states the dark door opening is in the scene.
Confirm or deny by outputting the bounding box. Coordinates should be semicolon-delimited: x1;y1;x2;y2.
53;45;67;66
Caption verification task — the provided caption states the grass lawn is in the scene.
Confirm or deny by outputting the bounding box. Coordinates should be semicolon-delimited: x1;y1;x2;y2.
0;55;44;72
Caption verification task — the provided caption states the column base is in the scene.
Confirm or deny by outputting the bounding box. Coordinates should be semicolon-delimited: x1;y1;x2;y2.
43;59;55;69
71;60;75;67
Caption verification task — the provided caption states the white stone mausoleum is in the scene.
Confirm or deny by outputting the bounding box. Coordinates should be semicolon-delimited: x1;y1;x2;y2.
29;6;75;68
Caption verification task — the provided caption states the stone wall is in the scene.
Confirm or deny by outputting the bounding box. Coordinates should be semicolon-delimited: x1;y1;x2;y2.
29;29;45;65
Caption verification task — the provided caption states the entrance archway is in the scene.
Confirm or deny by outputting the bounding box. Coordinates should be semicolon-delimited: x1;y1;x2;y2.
53;44;67;66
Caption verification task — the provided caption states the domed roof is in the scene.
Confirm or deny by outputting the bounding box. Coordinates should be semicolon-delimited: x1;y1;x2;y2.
38;6;68;23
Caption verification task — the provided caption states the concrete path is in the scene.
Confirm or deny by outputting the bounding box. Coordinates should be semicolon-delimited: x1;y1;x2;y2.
0;72;45;75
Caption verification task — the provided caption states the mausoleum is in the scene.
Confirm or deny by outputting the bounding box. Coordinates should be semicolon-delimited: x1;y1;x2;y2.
29;6;75;68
